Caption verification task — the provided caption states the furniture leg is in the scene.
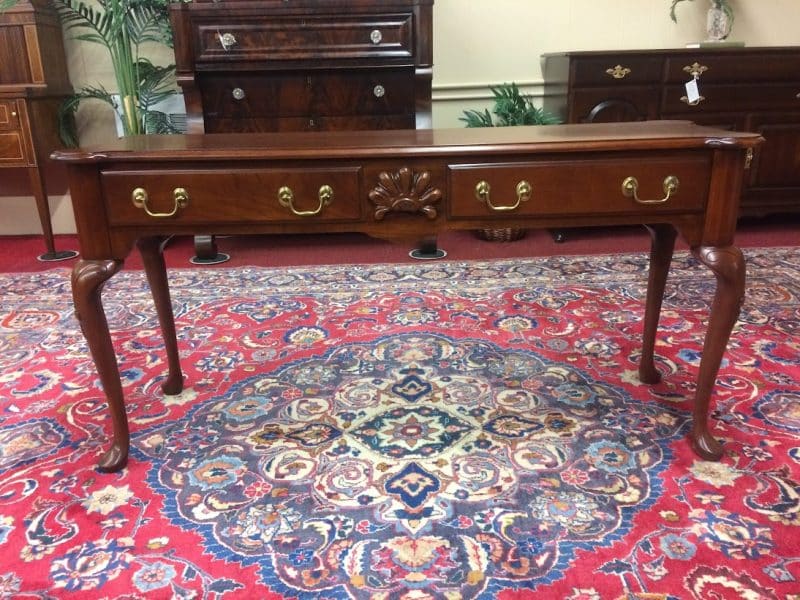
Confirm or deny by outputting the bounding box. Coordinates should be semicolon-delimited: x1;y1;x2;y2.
409;235;446;259
28;166;78;262
639;224;677;384
137;237;184;395
191;234;230;264
71;259;128;472
690;245;746;460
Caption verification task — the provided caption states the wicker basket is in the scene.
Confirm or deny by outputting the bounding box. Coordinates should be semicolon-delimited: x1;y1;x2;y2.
474;228;527;242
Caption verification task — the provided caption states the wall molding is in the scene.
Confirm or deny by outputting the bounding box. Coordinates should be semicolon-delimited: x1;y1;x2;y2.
432;79;546;102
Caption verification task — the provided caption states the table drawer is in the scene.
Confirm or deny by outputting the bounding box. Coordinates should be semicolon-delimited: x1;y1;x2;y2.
570;55;664;86
665;53;800;83
199;70;415;119
448;154;711;219
102;168;363;226
194;13;414;64
662;84;800;114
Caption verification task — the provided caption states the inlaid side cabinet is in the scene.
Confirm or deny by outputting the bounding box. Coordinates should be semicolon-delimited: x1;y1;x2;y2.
0;0;77;260
543;47;800;217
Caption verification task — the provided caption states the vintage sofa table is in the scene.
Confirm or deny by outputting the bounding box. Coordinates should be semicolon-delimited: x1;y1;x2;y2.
52;121;762;473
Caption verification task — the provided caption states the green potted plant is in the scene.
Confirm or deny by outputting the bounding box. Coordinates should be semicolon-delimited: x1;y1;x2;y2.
461;83;560;241
52;0;181;145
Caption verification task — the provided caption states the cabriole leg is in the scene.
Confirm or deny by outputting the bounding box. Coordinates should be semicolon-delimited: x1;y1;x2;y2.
690;245;746;460
71;259;127;472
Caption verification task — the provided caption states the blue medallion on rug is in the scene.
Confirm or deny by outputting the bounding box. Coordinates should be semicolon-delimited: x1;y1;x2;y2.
134;332;688;598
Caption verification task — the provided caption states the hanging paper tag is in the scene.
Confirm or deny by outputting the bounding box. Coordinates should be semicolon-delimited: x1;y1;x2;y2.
685;78;701;104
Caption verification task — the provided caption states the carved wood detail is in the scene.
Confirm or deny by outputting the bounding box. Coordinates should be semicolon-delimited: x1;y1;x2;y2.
369;167;442;220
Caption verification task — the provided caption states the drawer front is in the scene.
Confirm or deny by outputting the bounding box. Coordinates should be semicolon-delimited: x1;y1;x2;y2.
205;114;415;133
0;132;29;165
102;168;363;226
199;70;415;120
665;53;800;83
194;14;413;64
0;100;30;165
0;99;20;130
571;56;664;86
570;88;660;122
662;84;800;114
448;154;711;219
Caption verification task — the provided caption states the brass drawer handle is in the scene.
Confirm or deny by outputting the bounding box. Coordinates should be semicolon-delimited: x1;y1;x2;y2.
475;180;531;211
278;184;334;217
680;95;705;106
605;65;631;79
621;175;679;205
218;32;237;50
132;187;189;218
370;29;382;44
683;62;708;79
232;87;245;100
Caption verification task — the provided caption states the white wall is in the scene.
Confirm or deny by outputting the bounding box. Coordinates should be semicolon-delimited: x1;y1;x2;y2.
4;0;800;235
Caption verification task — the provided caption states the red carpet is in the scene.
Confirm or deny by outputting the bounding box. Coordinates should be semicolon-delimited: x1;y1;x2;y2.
0;248;798;598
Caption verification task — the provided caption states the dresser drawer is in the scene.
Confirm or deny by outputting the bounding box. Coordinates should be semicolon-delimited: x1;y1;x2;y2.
194;13;414;64
665;53;800;83
570;55;664;86
570;88;660;122
662;84;800;114
101;168;363;226
447;154;711;219
199;70;415;120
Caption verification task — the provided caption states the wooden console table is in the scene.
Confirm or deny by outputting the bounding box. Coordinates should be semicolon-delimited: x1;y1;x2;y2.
52;121;762;473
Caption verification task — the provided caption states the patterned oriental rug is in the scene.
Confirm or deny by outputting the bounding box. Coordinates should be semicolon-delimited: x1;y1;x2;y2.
0;248;799;600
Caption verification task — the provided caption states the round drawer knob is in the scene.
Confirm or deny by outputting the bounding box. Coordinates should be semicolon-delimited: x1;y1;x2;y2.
232;87;245;101
10;111;17;117
219;32;237;50
370;29;382;44
373;85;385;98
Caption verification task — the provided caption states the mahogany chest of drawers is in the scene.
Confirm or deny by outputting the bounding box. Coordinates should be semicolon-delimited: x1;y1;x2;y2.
169;0;433;135
542;47;800;217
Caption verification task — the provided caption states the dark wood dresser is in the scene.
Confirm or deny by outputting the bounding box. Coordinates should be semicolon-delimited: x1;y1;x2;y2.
169;0;433;260
169;0;433;134
1;0;76;260
542;47;800;217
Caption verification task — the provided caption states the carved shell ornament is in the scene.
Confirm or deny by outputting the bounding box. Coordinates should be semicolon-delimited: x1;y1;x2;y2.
369;167;443;220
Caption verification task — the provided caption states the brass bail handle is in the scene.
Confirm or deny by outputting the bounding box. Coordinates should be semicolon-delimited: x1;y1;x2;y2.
621;175;680;205
475;180;532;211
131;187;190;218
278;184;334;217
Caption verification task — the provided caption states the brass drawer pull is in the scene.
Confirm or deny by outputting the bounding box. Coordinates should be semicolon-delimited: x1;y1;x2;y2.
621;175;679;204
131;187;189;218
218;32;237;50
475;180;532;211
373;85;385;98
278;184;334;217
606;65;631;79
683;62;708;79
370;29;382;44
680;95;705;106
232;87;245;100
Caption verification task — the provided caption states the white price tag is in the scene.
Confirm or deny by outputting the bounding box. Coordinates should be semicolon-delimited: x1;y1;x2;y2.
685;78;701;104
